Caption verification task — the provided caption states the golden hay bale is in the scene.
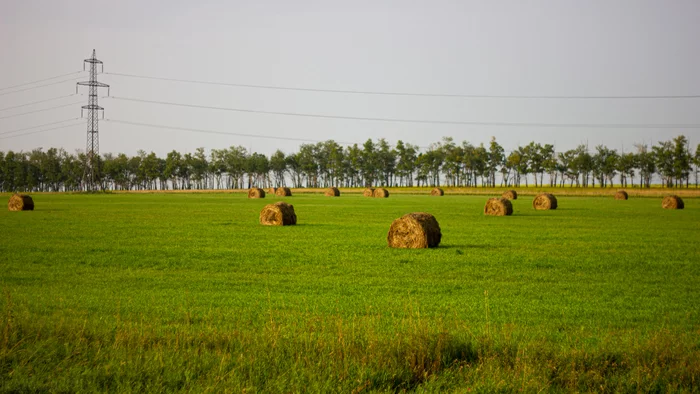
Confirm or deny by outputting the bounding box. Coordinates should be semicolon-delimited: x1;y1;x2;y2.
387;212;442;249
268;187;277;194
484;198;513;216
614;190;628;200
502;190;518;200
363;188;375;197
373;188;390;198
248;188;266;199
533;193;557;210
324;187;340;197
662;195;684;210
275;187;292;197
260;201;297;226
430;187;444;196
8;194;34;211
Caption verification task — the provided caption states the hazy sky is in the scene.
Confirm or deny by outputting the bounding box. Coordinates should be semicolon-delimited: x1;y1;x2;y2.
1;0;699;157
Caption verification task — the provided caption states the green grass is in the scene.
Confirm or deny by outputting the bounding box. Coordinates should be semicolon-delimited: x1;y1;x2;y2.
1;192;699;392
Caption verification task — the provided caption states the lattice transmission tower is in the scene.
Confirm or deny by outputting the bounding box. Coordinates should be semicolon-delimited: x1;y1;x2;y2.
76;49;110;191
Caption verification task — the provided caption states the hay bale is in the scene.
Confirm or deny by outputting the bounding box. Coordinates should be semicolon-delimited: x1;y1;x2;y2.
662;195;684;210
614;190;628;200
533;193;557;210
387;212;442;249
430;187;444;196
484;198;513;216
268;187;277;194
324;187;340;197
8;194;34;211
363;188;375;197
275;187;292;197
260;201;297;226
502;190;518;200
373;188;390;198
248;188;266;199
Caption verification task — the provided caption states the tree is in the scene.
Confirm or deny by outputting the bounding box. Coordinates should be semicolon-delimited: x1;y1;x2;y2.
694;143;700;188
164;150;183;190
395;140;417;187
593;145;618;188
635;144;655;188
617;153;636;188
360;139;378;187
376;138;397;187
653;141;674;188
672;135;691;187
487;137;504;187
269;150;287;187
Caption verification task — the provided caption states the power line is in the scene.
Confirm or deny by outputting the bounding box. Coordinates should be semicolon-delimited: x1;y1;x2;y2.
0;94;79;112
0;77;85;97
0;121;83;140
108;95;700;129
0;101;84;120
105;71;700;100
0;118;81;136
104;119;355;144
0;71;83;92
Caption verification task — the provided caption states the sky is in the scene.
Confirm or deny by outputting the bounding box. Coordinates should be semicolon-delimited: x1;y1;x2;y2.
1;0;699;158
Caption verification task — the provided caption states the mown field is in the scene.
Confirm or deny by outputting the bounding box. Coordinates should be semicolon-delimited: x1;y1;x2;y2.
1;191;699;392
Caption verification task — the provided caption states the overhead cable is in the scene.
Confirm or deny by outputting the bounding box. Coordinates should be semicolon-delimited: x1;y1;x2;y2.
0;71;84;92
0;121;83;140
105;71;700;100
107;96;700;129
0;101;84;120
0;77;85;97
0;118;81;136
0;94;80;112
104;119;355;144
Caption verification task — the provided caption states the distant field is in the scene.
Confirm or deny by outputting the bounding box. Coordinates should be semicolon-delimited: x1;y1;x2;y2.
1;192;699;392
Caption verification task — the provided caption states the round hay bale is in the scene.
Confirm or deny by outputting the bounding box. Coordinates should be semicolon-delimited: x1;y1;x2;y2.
662;195;684;210
324;187;340;197
484;198;513;216
260;201;297;226
363;188;375;197
430;187;444;196
533;193;557;210
8;194;34;211
268;187;277;194
502;190;518;200
387;212;442;249
275;187;292;197
373;188;390;198
614;190;628;200
248;188;266;199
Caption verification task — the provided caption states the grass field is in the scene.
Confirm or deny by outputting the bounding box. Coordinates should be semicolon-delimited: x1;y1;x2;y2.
1;191;699;392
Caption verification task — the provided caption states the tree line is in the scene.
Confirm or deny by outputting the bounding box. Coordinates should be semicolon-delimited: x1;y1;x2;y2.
1;135;698;192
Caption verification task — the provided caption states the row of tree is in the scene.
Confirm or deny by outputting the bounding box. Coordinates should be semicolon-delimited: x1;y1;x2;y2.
1;135;698;192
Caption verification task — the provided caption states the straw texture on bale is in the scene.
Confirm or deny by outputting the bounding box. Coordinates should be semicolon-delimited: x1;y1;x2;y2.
502;190;518;200
275;187;292;197
259;202;297;226
430;188;444;196
248;188;265;199
8;194;34;211
533;193;558;210
324;187;340;197
614;190;628;200
373;188;390;198
268;187;277;195
484;198;513;216
363;188;375;197
387;212;442;249
662;195;684;210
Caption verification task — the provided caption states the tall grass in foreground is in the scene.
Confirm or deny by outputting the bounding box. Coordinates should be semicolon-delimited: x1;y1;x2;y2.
2;292;699;393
